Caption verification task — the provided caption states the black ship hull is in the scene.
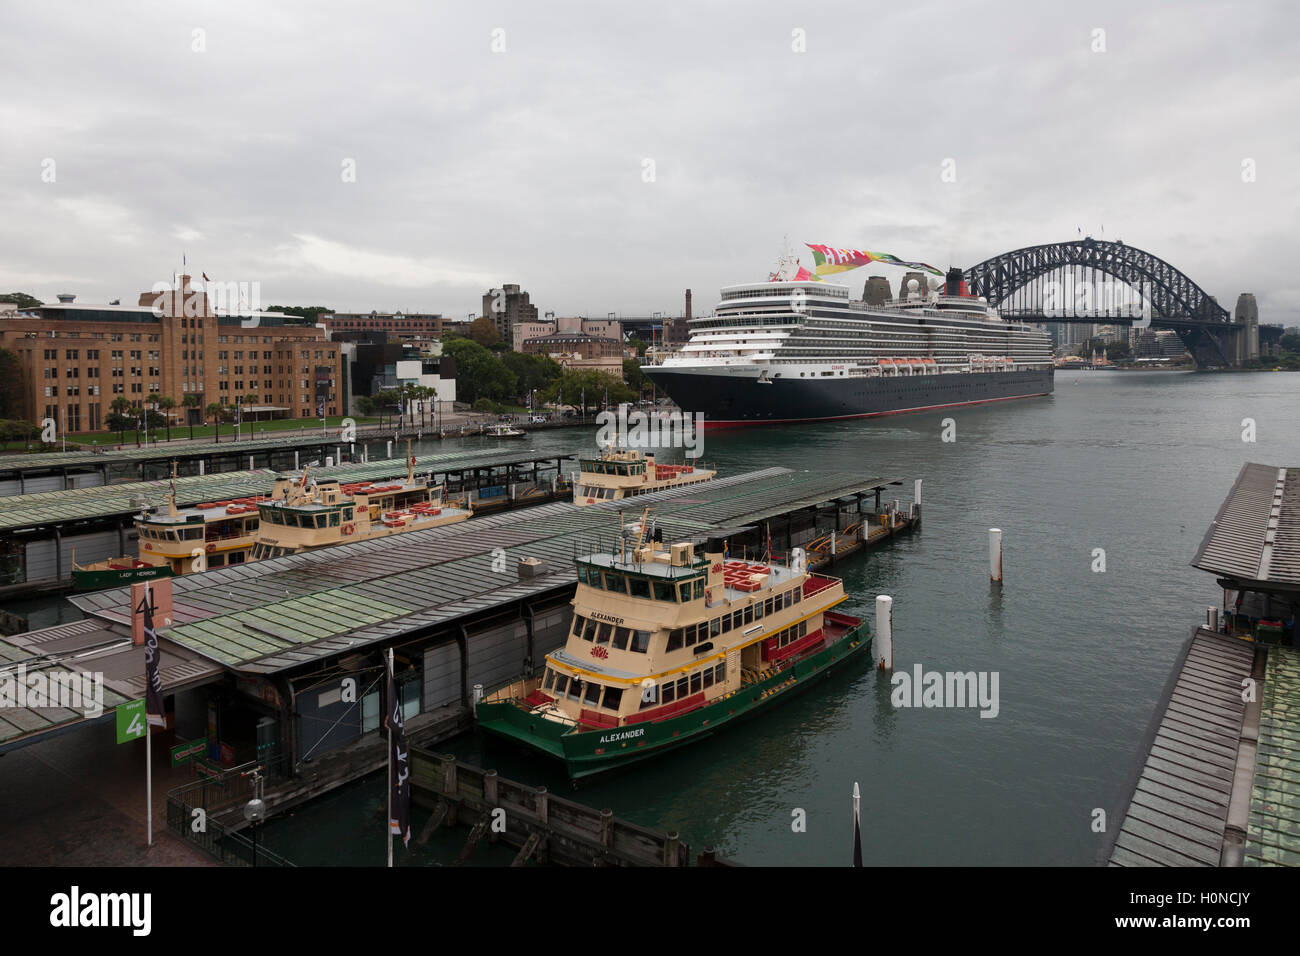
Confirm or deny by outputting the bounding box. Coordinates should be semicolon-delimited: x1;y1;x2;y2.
644;367;1054;426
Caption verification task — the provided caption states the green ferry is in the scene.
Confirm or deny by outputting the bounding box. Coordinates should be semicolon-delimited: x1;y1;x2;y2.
476;514;870;779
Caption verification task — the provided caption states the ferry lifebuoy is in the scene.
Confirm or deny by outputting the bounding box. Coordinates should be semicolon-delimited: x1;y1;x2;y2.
206;543;216;552
343;523;355;535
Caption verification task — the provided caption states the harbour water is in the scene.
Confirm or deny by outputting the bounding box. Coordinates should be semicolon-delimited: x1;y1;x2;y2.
27;370;1300;865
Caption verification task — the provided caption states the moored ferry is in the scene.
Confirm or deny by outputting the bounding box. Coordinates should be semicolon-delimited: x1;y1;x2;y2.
250;456;472;559
572;447;716;506
476;514;869;779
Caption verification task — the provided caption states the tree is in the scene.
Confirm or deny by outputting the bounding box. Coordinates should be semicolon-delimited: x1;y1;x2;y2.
626;336;649;356
206;401;228;441
623;358;648;395
0;348;26;420
106;413;135;441
502;352;562;402
441;338;516;404
1280;332;1300;354
0;420;38;450
182;394;200;440
1105;340;1131;362
375;388;401;427
0;292;42;310
156;396;176;441
541;368;634;417
356;395;376;418
467;316;500;347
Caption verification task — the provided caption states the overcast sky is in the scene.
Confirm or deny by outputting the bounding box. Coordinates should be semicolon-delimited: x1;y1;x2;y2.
2;0;1297;323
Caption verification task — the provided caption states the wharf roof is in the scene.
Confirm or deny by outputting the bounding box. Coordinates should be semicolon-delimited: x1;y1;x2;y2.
1108;629;1255;866
1192;462;1300;593
1246;645;1300;865
70;467;895;675
0;618;222;754
0;449;573;533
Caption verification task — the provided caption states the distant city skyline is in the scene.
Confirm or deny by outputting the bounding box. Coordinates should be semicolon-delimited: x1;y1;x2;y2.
2;1;1296;323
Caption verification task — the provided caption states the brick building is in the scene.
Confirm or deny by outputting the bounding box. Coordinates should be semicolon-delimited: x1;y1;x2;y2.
318;311;448;338
0;275;346;434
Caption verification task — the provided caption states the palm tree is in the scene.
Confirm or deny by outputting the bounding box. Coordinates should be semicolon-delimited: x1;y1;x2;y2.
156;396;176;441
110;396;132;443
206;401;225;442
182;394;200;440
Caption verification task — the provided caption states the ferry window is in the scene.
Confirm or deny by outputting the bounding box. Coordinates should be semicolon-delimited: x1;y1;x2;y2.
677;582;692;602
661;682;676;704
716;661;726;682
329;512;339;527
553;674;568;696
690;672;702;695
602;687;623;711
595;623;612;644
585;619;601;642
719;615;731;633
316;514;328;529
630;630;651;653
765;598;774;615
675;677;689;699
604;573;627;594
629;576;650;599
209;553;226;567
667;629;684;651
576;566;589;585
799;621;807;637
543;670;555;691
230;552;245;564
693;579;704;599
584;683;601;706
566;680;582;701
731;610;743;630
702;668;715;689
793;587;801;604
343;507;354;520
569;615;584;638
743;605;754;625
754;601;764;620
652;580;674;601
710;618;721;637
612;627;630;651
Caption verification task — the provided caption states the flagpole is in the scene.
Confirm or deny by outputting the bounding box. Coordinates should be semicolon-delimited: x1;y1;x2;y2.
145;579;153;848
387;646;394;869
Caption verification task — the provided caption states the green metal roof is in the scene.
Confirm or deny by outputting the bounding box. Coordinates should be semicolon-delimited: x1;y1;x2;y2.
1246;645;1300;866
0;449;573;533
0;432;353;472
71;467;895;675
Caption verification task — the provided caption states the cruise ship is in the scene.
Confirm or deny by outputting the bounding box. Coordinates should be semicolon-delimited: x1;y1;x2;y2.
644;267;1054;426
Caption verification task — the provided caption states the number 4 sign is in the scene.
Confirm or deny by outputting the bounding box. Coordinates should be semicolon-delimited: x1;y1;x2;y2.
116;699;146;744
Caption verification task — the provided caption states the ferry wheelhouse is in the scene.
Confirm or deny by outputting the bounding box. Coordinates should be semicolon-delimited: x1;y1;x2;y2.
572;448;717;506
476;515;869;778
251;458;472;560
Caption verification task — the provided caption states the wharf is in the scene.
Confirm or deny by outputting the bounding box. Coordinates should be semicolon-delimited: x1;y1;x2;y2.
1108;462;1300;866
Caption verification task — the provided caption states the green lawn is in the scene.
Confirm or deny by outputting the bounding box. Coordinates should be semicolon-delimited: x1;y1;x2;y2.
65;415;384;445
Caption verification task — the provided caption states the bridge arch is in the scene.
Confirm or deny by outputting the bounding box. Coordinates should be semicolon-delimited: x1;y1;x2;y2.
962;238;1230;324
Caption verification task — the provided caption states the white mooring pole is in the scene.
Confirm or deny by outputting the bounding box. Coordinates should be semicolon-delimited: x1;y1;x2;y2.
874;595;893;671
989;528;1003;583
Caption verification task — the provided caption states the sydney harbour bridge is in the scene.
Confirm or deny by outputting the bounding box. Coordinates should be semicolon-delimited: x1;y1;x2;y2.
960;238;1277;368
